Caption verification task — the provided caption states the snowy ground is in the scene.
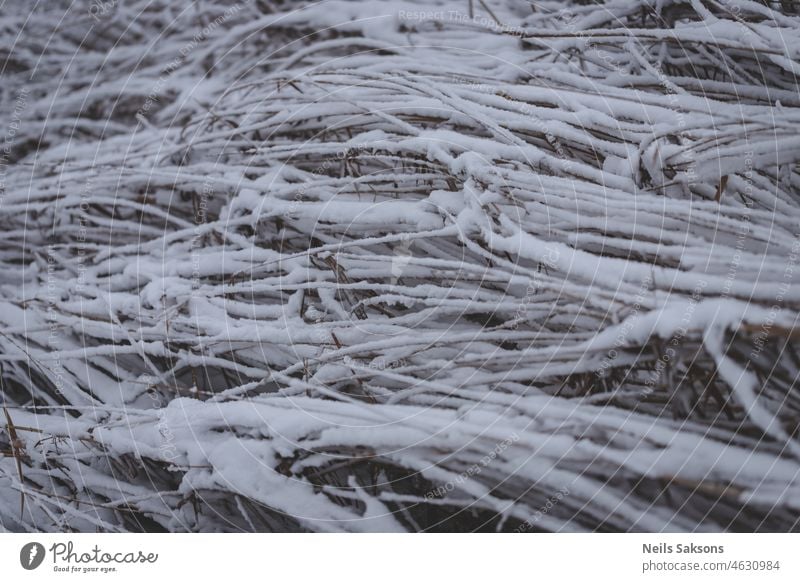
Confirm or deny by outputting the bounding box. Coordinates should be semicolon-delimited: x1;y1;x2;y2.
1;0;800;532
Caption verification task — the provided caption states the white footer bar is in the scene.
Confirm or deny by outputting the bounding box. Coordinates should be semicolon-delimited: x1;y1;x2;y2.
2;533;797;581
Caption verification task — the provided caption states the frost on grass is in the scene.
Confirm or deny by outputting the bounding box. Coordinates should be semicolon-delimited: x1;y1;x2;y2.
1;0;800;532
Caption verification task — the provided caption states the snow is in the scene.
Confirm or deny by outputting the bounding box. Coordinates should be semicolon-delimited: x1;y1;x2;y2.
1;0;799;533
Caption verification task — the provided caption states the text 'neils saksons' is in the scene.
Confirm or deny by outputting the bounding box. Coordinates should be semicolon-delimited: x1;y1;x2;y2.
643;543;724;554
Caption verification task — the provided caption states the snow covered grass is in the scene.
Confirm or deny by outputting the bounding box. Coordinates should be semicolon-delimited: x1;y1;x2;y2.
1;0;800;532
